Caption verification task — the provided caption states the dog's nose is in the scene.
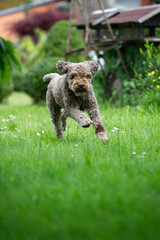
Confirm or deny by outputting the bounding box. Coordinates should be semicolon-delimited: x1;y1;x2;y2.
78;83;85;88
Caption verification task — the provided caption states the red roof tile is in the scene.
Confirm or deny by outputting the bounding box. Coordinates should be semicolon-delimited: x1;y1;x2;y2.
109;5;160;24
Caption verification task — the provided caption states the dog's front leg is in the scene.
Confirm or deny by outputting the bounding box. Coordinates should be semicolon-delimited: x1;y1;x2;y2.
86;91;109;142
66;107;92;128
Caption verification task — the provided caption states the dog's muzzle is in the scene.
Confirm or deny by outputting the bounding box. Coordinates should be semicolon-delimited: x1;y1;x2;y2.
74;82;88;92
74;87;88;96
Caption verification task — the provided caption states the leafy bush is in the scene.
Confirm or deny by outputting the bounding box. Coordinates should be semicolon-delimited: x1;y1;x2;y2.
0;83;13;103
12;10;70;41
44;20;84;62
23;57;60;102
89;42;160;107
12;29;47;91
0;37;21;102
12;69;24;92
120;41;160;106
139;41;160;88
140;90;160;107
132;41;160;106
15;29;47;67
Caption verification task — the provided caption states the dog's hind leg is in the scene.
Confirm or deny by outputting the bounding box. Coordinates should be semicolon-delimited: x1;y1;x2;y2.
46;89;63;139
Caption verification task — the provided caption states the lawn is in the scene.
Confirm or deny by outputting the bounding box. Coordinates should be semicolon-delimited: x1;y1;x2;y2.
0;93;160;240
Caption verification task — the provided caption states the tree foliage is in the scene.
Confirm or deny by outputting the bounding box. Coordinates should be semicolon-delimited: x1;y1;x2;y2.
0;37;21;85
0;37;21;102
12;10;70;41
43;20;84;62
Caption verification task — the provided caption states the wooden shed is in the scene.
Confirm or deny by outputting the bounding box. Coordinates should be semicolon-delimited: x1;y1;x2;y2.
74;4;160;47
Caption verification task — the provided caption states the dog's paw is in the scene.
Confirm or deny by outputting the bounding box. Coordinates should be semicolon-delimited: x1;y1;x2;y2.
81;119;92;128
97;132;109;142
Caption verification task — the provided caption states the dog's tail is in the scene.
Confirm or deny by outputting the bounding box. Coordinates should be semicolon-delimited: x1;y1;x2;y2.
43;73;59;82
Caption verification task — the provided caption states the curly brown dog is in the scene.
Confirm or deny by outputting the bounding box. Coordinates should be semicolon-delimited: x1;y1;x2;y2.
43;61;108;141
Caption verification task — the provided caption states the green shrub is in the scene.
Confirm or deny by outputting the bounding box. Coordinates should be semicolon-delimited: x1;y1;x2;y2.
0;83;13;103
138;41;160;90
141;90;160;107
23;57;60;103
128;41;160;106
44;20;84;62
12;68;24;92
101;41;160;106
12;29;47;92
14;29;47;68
0;37;21;102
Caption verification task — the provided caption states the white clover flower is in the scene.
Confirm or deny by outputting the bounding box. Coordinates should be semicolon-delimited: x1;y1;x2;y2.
111;130;115;132
142;152;146;155
71;154;74;157
13;135;17;138
3;127;7;129
37;133;41;136
2;119;5;122
132;152;136;155
113;127;119;130
41;130;44;134
9;115;13;118
10;116;16;121
74;144;78;147
0;127;3;130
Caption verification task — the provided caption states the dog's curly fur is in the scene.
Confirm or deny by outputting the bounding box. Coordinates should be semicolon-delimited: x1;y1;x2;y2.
43;60;108;141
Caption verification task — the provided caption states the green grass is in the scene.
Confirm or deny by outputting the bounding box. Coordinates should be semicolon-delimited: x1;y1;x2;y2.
0;96;160;240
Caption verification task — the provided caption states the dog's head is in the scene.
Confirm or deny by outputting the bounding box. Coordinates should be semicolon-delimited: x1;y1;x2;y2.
56;61;99;96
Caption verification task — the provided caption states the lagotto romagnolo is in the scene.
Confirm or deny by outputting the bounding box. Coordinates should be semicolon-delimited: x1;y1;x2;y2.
43;60;109;141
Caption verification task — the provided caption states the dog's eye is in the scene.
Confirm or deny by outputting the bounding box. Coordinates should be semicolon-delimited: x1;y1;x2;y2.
70;74;75;79
86;74;91;79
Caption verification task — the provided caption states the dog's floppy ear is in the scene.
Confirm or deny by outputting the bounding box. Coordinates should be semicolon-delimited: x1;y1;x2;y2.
56;61;71;74
87;61;99;75
85;61;99;75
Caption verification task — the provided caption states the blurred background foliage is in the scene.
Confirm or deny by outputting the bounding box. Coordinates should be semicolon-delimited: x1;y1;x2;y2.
0;37;21;102
92;41;160;107
43;20;84;62
11;20;84;103
1;2;160;107
12;9;71;42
